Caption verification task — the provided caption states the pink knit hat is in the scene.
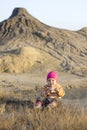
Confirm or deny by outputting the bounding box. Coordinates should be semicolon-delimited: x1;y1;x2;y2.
47;71;58;81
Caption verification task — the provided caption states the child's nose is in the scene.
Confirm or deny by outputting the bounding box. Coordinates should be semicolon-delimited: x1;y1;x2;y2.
50;80;53;84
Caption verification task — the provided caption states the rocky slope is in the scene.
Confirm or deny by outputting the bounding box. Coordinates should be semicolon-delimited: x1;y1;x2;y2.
0;7;87;75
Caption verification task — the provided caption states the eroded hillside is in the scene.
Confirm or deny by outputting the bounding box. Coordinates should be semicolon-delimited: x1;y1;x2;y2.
0;7;87;75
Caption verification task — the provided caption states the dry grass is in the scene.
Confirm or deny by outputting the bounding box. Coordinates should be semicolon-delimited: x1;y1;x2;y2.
0;88;87;130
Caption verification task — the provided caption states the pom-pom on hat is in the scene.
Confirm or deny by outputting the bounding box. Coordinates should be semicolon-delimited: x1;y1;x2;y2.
47;71;58;81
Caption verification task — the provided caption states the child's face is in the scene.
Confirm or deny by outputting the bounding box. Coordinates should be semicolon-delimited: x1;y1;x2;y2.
47;78;57;87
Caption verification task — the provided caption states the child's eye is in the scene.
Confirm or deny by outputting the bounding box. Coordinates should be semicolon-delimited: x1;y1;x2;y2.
52;80;54;81
48;79;51;81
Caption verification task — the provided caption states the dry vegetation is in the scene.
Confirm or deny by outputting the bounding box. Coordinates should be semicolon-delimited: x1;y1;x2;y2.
0;86;87;130
0;7;87;130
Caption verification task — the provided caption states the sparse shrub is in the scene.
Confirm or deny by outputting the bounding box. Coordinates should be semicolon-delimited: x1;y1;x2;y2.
0;87;87;130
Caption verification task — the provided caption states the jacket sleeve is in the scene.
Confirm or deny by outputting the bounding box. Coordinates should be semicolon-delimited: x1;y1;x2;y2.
58;87;65;97
40;85;47;97
56;84;65;97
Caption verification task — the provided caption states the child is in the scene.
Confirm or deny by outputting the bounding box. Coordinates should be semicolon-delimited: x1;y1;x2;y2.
35;71;65;109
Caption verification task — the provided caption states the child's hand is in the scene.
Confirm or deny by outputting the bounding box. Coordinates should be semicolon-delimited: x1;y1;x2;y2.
55;88;59;93
55;89;60;96
47;92;50;96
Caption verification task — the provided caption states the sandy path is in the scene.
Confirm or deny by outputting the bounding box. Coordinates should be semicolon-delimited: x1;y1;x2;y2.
0;72;87;88
0;72;87;107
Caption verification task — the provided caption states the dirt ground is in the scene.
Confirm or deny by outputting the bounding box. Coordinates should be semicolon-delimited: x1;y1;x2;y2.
0;72;87;104
0;71;86;88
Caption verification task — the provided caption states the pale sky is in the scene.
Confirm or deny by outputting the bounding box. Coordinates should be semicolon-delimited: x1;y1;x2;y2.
0;0;87;31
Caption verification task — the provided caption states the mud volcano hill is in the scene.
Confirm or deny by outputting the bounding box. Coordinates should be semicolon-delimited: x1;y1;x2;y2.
0;7;87;75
